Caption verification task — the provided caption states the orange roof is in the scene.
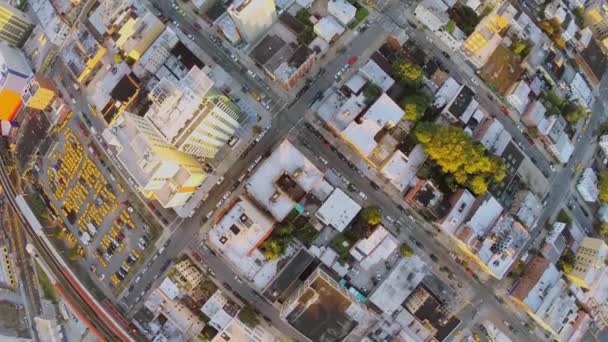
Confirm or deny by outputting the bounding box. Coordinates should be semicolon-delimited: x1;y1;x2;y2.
0;90;22;121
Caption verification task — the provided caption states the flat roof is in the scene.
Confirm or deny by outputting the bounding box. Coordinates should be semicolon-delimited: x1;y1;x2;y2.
246;140;323;221
380;145;426;192
433;77;461;108
318;92;367;132
342;93;404;156
250;34;286;66
314;16;345;42
315;188;361;232
208;198;275;278
477;215;529;279
170;42;204;70
360;59;395;91
285;270;360;341
440;190;476;234
463;195;503;236
447;85;476;119
263;248;316;302
369;257;427;316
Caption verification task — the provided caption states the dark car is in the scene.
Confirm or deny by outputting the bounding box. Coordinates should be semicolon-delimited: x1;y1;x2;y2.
441;51;450;59
370;181;380;190
430;254;438;262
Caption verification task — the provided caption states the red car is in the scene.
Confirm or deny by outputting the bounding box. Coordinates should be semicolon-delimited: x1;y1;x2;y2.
347;55;358;65
500;106;509;116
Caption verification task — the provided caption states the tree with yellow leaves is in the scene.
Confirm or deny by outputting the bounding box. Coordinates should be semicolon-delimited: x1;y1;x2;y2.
392;58;423;88
599;171;608;203
414;124;506;195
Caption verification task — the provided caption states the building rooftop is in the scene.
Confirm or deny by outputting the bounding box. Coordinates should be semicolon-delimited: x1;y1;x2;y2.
328;0;356;26
315;188;361;232
208;197;275;278
506;81;531;114
570;73;592;106
369;257;427;316
511;190;542;229
463;195;503;236
200;290;235;331
359;59;395;91
263;249;317;303
145;66;214;142
246;140;323;221
358;229;399;270
342;93;404;156
318;92;367;132
446;85;477;120
283;269;366;342
314;16;345;42
477;215;529;279
440;189;476;234
250;34;286;66
477;118;512;155
433;77;461;108
380;145;426;192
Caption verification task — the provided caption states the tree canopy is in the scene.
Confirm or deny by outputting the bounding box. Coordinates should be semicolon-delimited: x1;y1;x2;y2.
392;59;423;88
563;102;587;124
414;123;506;195
260;223;293;260
400;244;414;257
401;93;431;122
599;171;608;203
238;306;259;328
359;207;382;226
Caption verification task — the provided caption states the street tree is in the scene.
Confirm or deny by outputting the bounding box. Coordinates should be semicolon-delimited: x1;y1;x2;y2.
238;306;259;328
359;207;382;226
599;171;608;203
400;244;414;257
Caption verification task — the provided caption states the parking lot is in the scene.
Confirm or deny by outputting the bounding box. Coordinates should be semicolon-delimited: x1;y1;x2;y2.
38;125;158;297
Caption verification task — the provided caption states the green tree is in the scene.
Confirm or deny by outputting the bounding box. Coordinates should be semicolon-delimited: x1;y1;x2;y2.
238;306;259;328
360;207;382;226
563;103;587;124
511;38;532;57
400;244;414;257
444;21;456;34
599;223;608;237
401;93;431;122
261;239;285;261
599;171;608;203
558;251;575;273
392;59;423;88
363;83;382;103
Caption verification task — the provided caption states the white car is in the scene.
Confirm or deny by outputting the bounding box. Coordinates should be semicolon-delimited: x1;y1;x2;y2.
319;156;328;165
206;210;214;220
358;192;367;200
216;176;224;185
222;191;231;200
216;199;224;208
187;34;194;40
471;77;479;86
385;216;395;224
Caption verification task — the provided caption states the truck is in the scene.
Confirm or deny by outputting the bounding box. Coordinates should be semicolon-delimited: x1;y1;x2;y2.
87;222;98;235
80;231;91;246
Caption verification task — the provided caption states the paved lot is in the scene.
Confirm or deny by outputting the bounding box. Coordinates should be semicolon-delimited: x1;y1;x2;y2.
37;123;158;298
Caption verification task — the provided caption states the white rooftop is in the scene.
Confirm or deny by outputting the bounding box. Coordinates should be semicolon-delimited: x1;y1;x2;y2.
314;16;345;42
553;133;574;164
345;73;367;93
315;188;361;232
343;93;404;156
350;226;389;260
318;92;367;132
477;215;529;279
506;81;531;114
440;190;476;234
208;198;275;278
159;277;180;300
145;66;215;143
200;291;234;331
464;196;503;236
359;232;399;270
246;140;323;221
380;145;426;192
479;119;512;155
360;60;395;91
570;73;592;106
328;0;357;26
514;191;542;229
368;257;427;316
433;77;461;108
